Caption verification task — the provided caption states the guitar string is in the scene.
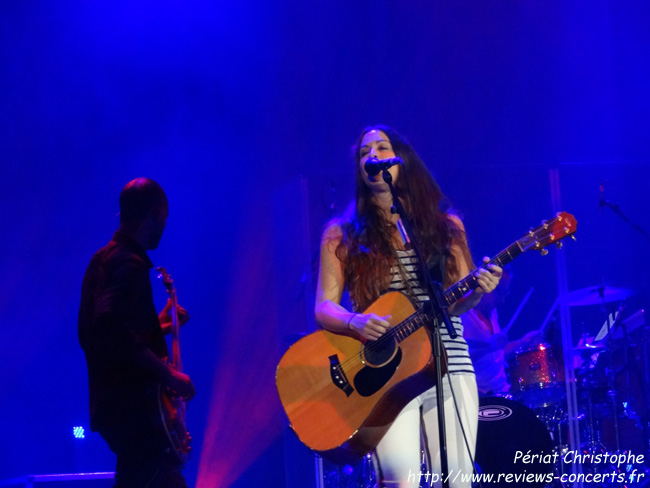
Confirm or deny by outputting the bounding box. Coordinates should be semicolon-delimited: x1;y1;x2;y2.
334;251;510;372
331;219;571;373
334;311;424;370
334;246;431;369
334;276;476;371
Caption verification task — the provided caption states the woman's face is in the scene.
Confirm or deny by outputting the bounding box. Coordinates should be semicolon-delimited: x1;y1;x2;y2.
358;129;399;190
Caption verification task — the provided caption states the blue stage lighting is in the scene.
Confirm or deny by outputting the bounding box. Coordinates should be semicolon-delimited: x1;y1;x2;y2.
73;426;85;439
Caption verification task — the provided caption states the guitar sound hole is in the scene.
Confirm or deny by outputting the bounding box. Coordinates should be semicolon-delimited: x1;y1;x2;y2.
362;338;398;367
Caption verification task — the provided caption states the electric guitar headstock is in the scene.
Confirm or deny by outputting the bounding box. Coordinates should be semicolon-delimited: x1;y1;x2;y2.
156;266;175;295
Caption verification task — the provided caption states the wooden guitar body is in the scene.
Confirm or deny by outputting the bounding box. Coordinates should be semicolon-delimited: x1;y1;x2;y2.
276;291;442;464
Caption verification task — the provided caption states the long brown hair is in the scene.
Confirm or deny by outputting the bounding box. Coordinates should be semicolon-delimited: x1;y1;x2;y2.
334;125;469;311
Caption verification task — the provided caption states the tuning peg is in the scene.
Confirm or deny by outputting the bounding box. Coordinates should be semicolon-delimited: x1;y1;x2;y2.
540;249;549;256
541;220;549;229
556;213;563;221
529;228;535;237
556;242;563;250
571;235;577;241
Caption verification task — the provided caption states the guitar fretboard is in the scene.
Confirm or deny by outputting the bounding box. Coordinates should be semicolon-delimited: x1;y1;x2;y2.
444;241;524;304
389;240;524;343
390;310;429;343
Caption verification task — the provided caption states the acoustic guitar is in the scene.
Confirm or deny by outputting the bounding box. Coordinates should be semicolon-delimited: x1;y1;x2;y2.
276;212;577;464
156;267;192;465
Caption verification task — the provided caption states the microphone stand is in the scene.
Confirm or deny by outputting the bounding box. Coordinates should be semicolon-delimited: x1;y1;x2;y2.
380;168;455;488
600;196;650;244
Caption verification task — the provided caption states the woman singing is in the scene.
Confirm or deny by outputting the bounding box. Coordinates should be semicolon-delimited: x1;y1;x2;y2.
315;125;502;488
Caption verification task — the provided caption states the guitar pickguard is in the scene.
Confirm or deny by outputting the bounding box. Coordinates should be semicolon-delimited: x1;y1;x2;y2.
354;348;403;397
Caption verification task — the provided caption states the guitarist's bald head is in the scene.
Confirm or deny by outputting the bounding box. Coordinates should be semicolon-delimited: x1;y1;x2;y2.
118;177;168;250
119;177;168;226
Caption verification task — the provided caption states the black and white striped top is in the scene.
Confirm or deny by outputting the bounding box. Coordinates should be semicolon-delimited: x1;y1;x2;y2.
387;248;474;376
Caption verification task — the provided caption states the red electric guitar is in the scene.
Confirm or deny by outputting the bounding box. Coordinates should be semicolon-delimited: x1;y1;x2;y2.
156;267;191;464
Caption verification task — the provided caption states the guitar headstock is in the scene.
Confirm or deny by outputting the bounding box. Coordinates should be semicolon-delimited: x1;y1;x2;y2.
156;266;175;294
518;212;577;255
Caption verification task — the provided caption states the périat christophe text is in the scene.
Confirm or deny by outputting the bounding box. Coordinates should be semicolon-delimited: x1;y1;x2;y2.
513;450;647;484
515;449;644;467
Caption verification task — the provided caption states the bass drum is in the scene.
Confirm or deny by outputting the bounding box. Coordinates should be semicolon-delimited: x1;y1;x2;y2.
475;396;554;488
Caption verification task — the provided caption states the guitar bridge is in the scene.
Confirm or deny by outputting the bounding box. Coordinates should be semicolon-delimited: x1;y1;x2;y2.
329;355;354;397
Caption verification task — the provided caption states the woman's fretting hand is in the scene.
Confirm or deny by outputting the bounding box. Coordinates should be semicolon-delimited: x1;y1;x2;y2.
349;313;392;341
474;256;502;294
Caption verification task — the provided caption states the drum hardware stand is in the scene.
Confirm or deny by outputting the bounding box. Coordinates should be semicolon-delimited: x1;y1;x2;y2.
606;378;622;453
580;381;607;453
538;405;569;478
550;168;583;486
536;403;586;484
608;321;650;464
599;303;629;455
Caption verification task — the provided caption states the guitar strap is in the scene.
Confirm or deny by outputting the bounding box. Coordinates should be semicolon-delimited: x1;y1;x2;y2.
392;247;447;304
425;247;447;289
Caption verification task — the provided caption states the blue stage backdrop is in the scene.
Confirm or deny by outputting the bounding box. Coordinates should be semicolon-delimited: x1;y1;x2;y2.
1;2;649;487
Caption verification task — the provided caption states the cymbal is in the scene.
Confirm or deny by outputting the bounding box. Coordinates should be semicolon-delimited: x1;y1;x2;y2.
594;309;646;341
567;286;635;306
572;344;605;355
616;309;646;338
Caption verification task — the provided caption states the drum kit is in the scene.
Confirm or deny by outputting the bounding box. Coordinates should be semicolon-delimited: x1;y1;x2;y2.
476;285;650;487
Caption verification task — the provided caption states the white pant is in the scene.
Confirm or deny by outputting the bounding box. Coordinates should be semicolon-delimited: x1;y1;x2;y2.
373;373;479;488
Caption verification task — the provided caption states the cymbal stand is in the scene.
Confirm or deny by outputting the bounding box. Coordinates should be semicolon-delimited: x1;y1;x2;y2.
606;379;621;453
601;303;624;453
578;371;604;453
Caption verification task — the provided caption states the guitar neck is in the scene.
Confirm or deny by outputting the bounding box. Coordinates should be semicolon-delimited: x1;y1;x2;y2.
156;266;185;373
444;241;524;305
391;242;524;342
391;309;430;343
170;288;183;373
385;212;576;346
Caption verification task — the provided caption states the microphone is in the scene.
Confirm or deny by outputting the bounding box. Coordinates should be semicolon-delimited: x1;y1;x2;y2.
364;157;403;177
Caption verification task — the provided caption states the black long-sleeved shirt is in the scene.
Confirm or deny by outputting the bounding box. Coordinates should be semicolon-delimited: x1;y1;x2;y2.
79;231;168;431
